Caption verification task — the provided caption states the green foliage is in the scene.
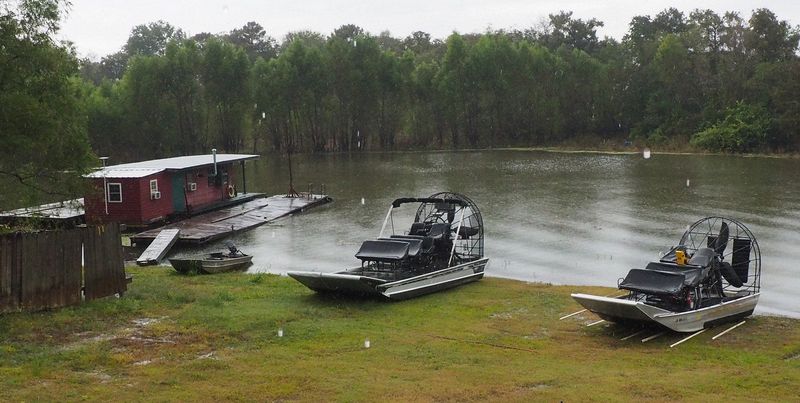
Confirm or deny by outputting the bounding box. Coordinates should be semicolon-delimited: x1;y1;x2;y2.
0;0;95;209
691;102;772;152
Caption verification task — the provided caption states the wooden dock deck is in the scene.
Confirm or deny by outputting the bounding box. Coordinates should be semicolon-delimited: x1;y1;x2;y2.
130;194;332;245
135;228;181;265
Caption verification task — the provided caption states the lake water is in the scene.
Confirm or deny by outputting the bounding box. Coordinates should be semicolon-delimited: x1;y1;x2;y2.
181;150;800;318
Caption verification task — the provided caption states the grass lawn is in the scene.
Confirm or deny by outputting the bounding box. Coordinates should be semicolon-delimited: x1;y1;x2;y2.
1;267;798;401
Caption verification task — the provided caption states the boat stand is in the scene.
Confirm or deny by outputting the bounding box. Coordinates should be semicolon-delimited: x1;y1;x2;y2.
641;332;664;343
559;309;586;320
620;329;647;341
669;328;707;348
586;319;605;327
712;321;746;340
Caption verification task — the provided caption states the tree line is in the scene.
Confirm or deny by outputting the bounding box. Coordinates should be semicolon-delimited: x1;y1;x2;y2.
78;8;800;160
1;0;799;208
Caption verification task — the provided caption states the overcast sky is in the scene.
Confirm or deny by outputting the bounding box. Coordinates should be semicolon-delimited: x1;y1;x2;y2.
58;0;800;59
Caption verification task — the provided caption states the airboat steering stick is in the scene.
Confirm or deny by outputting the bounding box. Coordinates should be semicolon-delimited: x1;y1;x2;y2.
447;206;466;267
377;205;394;238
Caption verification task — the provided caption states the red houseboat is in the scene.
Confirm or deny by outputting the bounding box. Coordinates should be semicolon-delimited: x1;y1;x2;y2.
84;152;258;226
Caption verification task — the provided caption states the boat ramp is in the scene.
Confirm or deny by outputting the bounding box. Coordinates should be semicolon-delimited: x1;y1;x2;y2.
131;193;331;245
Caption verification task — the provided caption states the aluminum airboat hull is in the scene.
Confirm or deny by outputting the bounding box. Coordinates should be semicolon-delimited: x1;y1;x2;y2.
288;257;489;300
571;292;760;332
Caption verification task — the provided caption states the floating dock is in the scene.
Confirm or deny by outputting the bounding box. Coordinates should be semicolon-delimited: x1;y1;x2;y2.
130;193;332;245
136;228;181;265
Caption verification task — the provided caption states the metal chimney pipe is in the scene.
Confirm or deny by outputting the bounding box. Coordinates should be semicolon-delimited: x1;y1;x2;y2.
212;148;218;176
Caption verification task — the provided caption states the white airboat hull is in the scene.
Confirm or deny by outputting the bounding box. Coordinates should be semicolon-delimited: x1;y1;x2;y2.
571;293;760;333
288;258;489;300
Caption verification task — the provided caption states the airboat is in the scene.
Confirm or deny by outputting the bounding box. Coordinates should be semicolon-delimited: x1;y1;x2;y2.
288;192;488;300
572;217;761;333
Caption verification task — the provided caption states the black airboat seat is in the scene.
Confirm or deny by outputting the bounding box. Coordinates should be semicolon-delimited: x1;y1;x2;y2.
409;222;427;236
407;222;451;240
379;237;425;257
427;223;450;239
620;268;686;296
388;235;434;254
619;261;708;296
355;240;409;262
643;262;706;287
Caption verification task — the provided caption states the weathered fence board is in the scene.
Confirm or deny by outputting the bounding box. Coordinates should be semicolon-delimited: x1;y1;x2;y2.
84;223;126;300
0;223;126;313
0;234;20;311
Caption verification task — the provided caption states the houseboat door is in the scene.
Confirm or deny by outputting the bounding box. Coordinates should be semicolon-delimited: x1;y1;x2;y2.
172;173;187;213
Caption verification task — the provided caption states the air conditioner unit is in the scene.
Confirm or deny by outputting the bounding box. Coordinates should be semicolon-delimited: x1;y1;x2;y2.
189;182;197;191
151;191;161;200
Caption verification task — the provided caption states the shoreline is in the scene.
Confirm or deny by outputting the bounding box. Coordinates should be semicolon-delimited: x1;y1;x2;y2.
274;144;800;160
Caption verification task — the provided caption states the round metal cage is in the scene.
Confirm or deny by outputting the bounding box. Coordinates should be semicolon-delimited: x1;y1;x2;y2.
415;191;484;263
678;216;761;294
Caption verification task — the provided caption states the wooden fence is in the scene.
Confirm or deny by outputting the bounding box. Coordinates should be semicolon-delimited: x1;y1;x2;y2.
0;223;127;313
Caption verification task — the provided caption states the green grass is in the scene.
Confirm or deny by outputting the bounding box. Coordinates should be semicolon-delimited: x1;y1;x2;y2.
1;267;798;401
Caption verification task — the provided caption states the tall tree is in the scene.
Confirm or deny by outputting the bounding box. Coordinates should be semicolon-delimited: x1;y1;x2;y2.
0;0;95;209
124;20;185;56
226;21;277;61
201;38;251;152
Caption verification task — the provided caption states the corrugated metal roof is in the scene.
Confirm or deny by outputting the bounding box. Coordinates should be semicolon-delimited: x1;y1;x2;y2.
85;154;259;178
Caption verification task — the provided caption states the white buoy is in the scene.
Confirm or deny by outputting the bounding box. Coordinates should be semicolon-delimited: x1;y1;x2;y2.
278;327;284;337
643;148;651;159
361;197;365;205
364;338;370;348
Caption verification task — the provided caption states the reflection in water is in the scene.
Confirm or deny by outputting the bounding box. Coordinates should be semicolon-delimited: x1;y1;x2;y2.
176;150;800;318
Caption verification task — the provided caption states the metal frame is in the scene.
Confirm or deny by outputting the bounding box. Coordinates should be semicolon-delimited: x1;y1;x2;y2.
678;216;761;295
414;192;485;264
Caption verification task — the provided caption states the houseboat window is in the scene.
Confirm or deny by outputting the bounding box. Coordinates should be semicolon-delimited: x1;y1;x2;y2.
150;179;158;194
107;183;122;203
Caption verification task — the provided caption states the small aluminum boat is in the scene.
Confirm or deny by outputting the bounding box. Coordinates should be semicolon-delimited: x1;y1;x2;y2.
571;217;762;332
289;192;488;300
169;243;252;274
